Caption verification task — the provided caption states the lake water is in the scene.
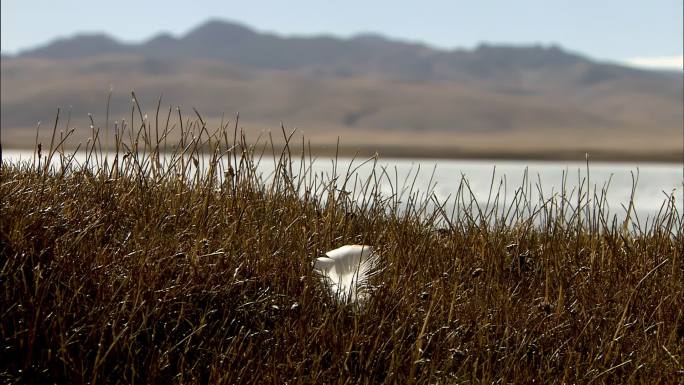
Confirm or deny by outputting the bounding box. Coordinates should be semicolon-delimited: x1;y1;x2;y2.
3;149;682;223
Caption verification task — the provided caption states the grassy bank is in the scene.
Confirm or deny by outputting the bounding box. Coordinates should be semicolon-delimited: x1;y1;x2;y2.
1;105;683;384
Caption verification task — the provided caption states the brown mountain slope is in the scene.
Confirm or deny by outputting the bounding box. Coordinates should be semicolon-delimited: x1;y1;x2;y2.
2;20;682;160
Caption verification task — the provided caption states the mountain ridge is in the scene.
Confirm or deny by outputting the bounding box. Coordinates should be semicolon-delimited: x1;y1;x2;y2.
2;19;682;160
14;19;669;81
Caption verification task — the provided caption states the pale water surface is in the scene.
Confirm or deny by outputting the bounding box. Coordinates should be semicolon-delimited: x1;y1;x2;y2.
3;150;682;223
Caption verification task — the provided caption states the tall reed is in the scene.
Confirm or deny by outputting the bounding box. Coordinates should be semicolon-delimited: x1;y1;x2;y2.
1;95;682;384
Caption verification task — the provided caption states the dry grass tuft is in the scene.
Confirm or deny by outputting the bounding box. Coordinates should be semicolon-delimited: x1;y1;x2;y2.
1;96;682;384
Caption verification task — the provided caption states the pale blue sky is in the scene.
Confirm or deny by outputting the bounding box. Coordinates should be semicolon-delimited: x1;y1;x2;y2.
2;0;682;68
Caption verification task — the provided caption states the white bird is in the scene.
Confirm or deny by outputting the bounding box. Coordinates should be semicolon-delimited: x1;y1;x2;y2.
313;245;380;306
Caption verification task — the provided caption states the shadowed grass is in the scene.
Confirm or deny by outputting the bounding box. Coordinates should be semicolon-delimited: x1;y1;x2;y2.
1;96;682;384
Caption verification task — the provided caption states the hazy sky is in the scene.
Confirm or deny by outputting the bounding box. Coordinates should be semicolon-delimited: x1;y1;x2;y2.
2;0;682;68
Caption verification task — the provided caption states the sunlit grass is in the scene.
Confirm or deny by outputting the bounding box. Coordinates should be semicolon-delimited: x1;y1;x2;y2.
1;96;682;384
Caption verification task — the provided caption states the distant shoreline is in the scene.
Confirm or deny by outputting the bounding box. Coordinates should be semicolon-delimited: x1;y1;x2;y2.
306;144;684;163
2;143;681;164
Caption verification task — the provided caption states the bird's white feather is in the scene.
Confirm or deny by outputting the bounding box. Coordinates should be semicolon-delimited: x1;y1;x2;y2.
313;245;380;305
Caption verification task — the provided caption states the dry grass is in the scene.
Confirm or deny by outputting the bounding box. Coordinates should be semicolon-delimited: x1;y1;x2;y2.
1;99;683;384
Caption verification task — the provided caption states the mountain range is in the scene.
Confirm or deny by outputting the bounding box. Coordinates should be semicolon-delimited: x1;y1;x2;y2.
2;20;682;160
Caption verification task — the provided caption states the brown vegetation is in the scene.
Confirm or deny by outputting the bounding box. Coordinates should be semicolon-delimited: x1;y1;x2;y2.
1;104;682;384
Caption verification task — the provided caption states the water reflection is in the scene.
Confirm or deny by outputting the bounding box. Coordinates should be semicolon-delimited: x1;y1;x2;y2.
3;149;682;224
